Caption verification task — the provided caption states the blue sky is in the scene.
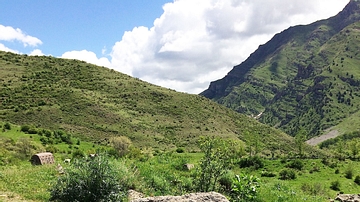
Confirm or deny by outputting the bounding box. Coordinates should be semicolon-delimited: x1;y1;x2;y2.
0;0;171;56
0;0;349;93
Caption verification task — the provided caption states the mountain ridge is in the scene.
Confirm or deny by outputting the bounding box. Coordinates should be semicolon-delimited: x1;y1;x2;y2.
201;0;360;138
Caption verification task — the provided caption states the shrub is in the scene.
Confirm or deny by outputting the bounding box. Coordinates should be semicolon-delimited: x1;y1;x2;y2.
27;128;38;134
72;149;85;159
110;136;132;157
231;173;260;202
49;153;126;201
344;167;354;179
354;175;360;185
279;169;296;180
3;122;11;130
176;147;185;153
20;125;31;133
239;156;264;170
330;180;341;191
301;183;325;196
286;159;304;170
261;170;276;177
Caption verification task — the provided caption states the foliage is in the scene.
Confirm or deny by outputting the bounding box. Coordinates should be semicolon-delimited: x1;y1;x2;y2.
261;170;276;177
330;180;341;191
231;173;260;202
49;153;126;202
286;159;304;171
344;166;354;179
4;122;11;130
195;136;244;192
239;156;264;170
354;175;360;185
301;182;325;196
279;169;296;180
110;136;132;157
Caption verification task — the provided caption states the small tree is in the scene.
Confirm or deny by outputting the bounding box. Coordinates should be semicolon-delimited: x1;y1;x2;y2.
49;153;126;201
295;129;306;157
195;136;244;192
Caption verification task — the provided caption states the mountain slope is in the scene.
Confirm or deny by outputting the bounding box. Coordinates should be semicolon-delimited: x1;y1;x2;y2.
201;1;360;138
0;51;301;153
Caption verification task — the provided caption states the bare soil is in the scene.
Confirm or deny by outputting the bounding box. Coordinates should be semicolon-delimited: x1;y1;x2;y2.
305;130;339;146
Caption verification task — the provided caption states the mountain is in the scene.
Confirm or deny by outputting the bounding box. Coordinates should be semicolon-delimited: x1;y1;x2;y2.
0;51;302;153
201;0;360;138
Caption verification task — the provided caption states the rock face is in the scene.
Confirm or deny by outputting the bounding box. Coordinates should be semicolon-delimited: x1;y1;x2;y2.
332;194;360;202
129;191;229;202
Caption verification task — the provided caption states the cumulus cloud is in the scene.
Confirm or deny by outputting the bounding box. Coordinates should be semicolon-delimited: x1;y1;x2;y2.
29;49;45;56
0;25;42;47
61;50;111;67
108;0;348;94
0;43;19;53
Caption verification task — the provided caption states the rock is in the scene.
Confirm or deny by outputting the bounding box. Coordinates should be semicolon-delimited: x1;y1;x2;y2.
128;190;145;201
183;163;194;171
333;194;360;202
130;192;229;202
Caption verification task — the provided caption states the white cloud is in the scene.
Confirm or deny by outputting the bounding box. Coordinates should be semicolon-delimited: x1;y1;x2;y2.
29;49;45;56
0;43;19;53
61;50;111;67
107;0;348;94
0;25;42;47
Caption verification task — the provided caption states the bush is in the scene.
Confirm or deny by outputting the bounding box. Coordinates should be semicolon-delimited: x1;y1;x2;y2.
344;167;354;179
20;125;31;133
49;153;126;201
231;173;260;202
3;122;11;130
330;180;341;191
176;147;185;153
239;156;264;170
354;175;360;185
286;159;304;170
261;170;276;177
279;169;296;180
110;136;132;157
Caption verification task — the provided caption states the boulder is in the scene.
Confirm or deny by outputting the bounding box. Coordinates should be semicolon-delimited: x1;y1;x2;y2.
130;192;229;202
333;194;360;202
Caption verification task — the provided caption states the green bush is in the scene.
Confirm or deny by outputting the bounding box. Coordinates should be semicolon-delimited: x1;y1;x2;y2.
176;147;185;153
20;125;31;133
49;153;126;201
239;156;264;170
3;122;11;130
231;173;260;202
344;167;354;179
330;180;341;191
279;169;296;180
261;170;276;177
286;159;303;170
354;175;360;185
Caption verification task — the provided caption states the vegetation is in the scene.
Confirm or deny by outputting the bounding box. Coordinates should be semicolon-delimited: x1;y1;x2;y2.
0;51;300;154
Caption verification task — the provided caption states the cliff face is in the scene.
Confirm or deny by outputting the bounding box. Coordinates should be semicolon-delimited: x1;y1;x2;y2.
201;1;360;137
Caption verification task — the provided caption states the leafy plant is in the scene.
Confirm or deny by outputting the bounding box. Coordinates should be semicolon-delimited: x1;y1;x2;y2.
279;169;296;180
354;175;360;185
330;180;341;191
49;153;126;202
239;156;264;170
231;173;260;202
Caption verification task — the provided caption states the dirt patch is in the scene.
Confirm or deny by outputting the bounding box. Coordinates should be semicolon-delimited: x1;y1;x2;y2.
306;130;339;146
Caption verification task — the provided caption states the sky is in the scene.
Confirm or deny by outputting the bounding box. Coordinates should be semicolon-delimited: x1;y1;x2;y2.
0;0;350;94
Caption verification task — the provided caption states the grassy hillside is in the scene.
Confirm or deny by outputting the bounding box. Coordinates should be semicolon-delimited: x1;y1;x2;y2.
201;1;360;138
0;51;304;153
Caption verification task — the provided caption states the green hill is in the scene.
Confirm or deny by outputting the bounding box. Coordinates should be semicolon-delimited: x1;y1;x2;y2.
0;51;301;153
201;1;360;138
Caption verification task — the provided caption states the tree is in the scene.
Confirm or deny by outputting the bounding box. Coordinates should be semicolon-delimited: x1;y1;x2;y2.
349;139;359;159
110;136;132;157
49;153;126;201
195;136;244;192
295;129;307;157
